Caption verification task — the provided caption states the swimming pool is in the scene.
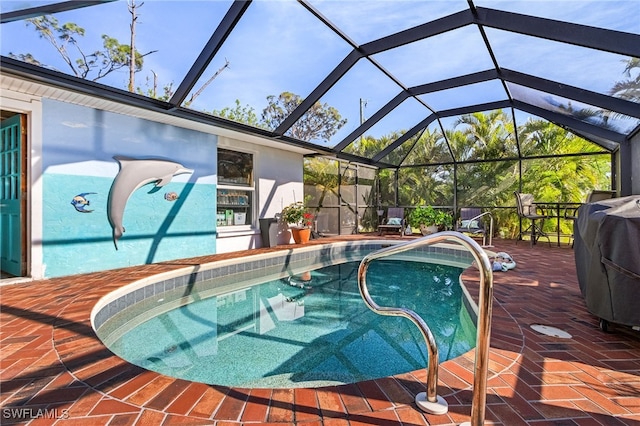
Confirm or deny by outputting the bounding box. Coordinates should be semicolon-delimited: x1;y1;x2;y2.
92;241;478;388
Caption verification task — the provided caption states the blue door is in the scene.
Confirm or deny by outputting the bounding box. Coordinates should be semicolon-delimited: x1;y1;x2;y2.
1;115;25;277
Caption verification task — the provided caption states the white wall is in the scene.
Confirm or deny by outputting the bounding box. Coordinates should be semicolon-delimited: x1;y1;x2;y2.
214;137;304;253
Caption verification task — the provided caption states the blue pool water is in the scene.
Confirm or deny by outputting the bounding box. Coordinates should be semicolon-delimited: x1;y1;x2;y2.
107;260;476;388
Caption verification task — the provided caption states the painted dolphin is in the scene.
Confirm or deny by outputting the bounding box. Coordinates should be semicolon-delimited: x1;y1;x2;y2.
107;156;194;250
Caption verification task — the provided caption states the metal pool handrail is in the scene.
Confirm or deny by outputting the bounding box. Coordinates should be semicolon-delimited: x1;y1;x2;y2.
357;231;494;425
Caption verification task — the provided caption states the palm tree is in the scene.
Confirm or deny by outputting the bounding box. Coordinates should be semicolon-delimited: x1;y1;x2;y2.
609;57;640;103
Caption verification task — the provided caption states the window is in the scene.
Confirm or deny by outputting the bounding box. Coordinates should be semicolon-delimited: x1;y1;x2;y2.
217;148;254;228
218;149;252;186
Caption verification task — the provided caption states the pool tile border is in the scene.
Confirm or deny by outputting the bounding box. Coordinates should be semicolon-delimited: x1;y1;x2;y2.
93;241;476;339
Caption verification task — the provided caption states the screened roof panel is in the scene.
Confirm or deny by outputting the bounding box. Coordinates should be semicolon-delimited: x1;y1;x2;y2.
1;1;66;14
371;25;494;87
402;124;454;166
1;2;127;84
443;109;518;162
376;129;425;167
2;1;233;93
139;2;234;94
525;126;609;158
186;1;351;115
342;97;430;158
306;0;469;45
360;97;431;145
513;108;616;155
293;58;404;147
568;130;623;153
486;28;637;100
1;0;638;170
508;83;640;135
418;80;507;111
476;0;639;33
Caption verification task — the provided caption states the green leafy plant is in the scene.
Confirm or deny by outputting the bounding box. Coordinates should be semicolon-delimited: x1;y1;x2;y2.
409;206;453;230
280;201;313;228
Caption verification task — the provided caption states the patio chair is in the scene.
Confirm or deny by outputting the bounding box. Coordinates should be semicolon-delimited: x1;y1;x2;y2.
565;190;616;221
455;207;493;247
564;190;616;246
514;192;551;246
378;207;405;236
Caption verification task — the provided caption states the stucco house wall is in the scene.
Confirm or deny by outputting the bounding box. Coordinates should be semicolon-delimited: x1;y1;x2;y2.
1;85;304;279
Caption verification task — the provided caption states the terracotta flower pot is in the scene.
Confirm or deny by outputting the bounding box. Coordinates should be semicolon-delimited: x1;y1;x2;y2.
291;227;311;244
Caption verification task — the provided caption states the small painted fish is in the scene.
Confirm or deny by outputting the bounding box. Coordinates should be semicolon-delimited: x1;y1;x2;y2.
71;192;96;213
164;192;179;201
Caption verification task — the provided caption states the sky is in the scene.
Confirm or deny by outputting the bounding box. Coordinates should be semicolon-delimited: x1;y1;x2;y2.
1;0;638;147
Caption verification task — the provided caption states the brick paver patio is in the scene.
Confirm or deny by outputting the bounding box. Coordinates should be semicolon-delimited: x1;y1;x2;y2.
1;236;639;425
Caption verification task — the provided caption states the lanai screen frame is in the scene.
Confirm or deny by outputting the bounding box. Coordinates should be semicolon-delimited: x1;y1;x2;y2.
1;0;638;195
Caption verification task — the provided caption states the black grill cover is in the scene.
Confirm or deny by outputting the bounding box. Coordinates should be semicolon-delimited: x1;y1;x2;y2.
573;196;640;326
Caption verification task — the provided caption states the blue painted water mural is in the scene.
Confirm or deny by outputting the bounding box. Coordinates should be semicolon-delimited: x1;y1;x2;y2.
42;173;216;277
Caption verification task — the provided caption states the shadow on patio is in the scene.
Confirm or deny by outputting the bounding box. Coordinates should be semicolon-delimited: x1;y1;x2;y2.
1;237;639;425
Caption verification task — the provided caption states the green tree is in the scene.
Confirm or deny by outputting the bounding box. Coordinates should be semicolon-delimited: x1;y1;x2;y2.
504;119;609;238
304;157;340;211
398;164;453;207
450;110;518;208
10;14;153;84
211;91;347;144
451;110;518;161
212;99;263;128
136;72;174;101
519;120;608;201
609;57;640;102
344;132;402;160
261;92;347;143
402;127;452;166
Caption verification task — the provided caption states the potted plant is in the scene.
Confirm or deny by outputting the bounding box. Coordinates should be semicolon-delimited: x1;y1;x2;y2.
409;206;453;235
280;200;314;244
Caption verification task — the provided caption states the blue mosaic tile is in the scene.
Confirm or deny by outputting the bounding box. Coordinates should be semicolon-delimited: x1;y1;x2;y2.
108;300;118;317
154;282;164;296
125;291;135;307
134;288;144;303
178;275;189;287
94;310;106;329
116;296;126;312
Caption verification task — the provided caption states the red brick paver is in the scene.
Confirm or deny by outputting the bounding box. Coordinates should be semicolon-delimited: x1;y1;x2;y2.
1;236;639;425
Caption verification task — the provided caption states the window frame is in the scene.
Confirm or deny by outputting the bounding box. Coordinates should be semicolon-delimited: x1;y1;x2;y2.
217;147;256;232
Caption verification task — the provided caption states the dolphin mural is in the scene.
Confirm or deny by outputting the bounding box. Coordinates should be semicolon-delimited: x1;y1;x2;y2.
107;155;194;250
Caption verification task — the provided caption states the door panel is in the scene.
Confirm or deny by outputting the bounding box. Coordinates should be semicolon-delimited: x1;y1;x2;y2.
1;115;25;277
